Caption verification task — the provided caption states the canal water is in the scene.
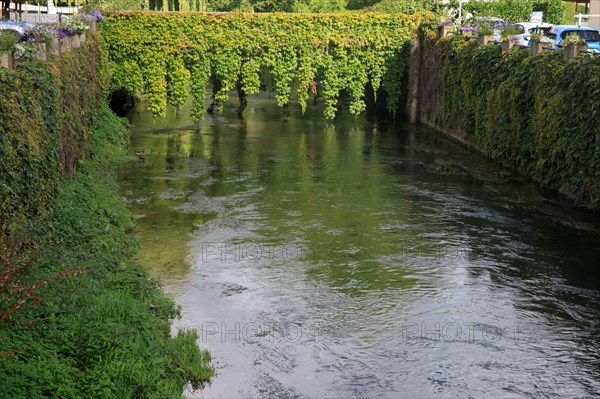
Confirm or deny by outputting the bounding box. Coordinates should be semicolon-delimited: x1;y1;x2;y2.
118;96;600;398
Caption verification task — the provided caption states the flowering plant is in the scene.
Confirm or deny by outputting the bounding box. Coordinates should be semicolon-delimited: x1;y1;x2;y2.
65;19;88;35
460;25;475;31
562;33;581;46
13;40;38;60
530;31;543;42
83;10;104;22
438;20;454;28
21;25;53;44
55;27;70;39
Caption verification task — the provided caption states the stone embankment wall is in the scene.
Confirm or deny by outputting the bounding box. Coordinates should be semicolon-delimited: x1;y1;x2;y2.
406;32;600;210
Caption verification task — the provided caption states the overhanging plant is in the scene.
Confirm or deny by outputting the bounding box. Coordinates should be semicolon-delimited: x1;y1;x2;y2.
561;33;581;47
500;25;517;41
13;40;38;61
21;24;54;45
477;23;493;37
530;31;543;42
0;30;19;53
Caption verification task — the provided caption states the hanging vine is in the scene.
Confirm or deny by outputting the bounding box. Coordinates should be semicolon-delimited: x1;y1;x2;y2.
102;12;431;119
435;35;600;209
167;56;191;110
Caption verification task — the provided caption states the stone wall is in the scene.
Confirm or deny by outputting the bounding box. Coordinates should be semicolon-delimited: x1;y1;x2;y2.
0;32;91;70
405;33;600;210
405;32;469;148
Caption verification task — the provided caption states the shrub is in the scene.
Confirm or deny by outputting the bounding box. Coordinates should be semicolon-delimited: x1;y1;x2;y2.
0;31;19;52
452;0;565;24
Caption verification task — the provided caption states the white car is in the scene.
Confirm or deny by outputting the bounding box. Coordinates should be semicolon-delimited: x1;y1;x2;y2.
510;22;554;47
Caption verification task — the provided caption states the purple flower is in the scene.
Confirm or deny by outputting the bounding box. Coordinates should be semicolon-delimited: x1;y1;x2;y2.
56;27;70;39
20;29;45;43
21;32;34;42
438;20;454;28
84;10;104;21
460;25;475;31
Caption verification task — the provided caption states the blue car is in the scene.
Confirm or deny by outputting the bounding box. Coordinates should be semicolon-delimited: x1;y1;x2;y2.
545;25;600;53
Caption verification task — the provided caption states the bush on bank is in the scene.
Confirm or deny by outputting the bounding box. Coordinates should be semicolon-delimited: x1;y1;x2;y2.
437;37;600;209
101;11;432;119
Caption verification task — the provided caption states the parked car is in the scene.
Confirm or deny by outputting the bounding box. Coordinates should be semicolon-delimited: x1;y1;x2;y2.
0;21;34;35
510;22;554;47
545;25;600;53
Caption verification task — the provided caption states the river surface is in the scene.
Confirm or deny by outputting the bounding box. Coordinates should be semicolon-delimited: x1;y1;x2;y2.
118;96;600;398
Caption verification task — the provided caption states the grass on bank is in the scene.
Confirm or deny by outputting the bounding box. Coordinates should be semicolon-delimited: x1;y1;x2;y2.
0;106;213;398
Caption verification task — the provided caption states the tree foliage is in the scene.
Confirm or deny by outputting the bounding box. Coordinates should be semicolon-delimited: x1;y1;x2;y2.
369;0;444;14
447;0;565;24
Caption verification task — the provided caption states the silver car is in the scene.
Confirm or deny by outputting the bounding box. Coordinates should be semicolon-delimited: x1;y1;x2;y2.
510;22;554;47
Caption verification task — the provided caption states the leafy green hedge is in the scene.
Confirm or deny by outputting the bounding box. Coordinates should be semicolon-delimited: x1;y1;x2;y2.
438;37;600;209
0;33;108;228
448;0;566;24
369;0;443;14
101;11;431;119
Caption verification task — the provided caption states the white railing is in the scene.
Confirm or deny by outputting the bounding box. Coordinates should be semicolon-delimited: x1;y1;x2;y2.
575;13;600;27
6;1;81;23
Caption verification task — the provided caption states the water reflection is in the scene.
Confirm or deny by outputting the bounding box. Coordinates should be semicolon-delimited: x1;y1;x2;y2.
117;95;600;398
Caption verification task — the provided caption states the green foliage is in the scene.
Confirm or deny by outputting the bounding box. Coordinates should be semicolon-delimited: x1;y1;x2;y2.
449;0;565;24
1;24;212;399
102;12;431;119
0;106;213;398
87;0;351;11
500;25;518;39
533;0;566;25
369;0;443;14
294;0;348;12
249;0;295;11
13;41;39;62
0;62;59;228
477;22;493;36
54;35;108;177
346;0;378;10
564;1;576;25
0;33;109;229
437;36;600;209
0;30;19;52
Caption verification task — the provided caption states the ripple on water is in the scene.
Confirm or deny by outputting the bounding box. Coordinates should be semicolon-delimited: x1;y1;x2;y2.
123;99;600;398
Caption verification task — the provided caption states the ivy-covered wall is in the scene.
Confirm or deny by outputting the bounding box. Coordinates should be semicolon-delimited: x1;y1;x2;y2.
0;33;108;227
409;35;600;210
101;11;431;120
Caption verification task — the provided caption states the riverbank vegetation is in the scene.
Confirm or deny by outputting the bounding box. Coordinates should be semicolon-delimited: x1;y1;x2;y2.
88;0;444;13
1;33;213;397
436;36;600;209
102;12;431;120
